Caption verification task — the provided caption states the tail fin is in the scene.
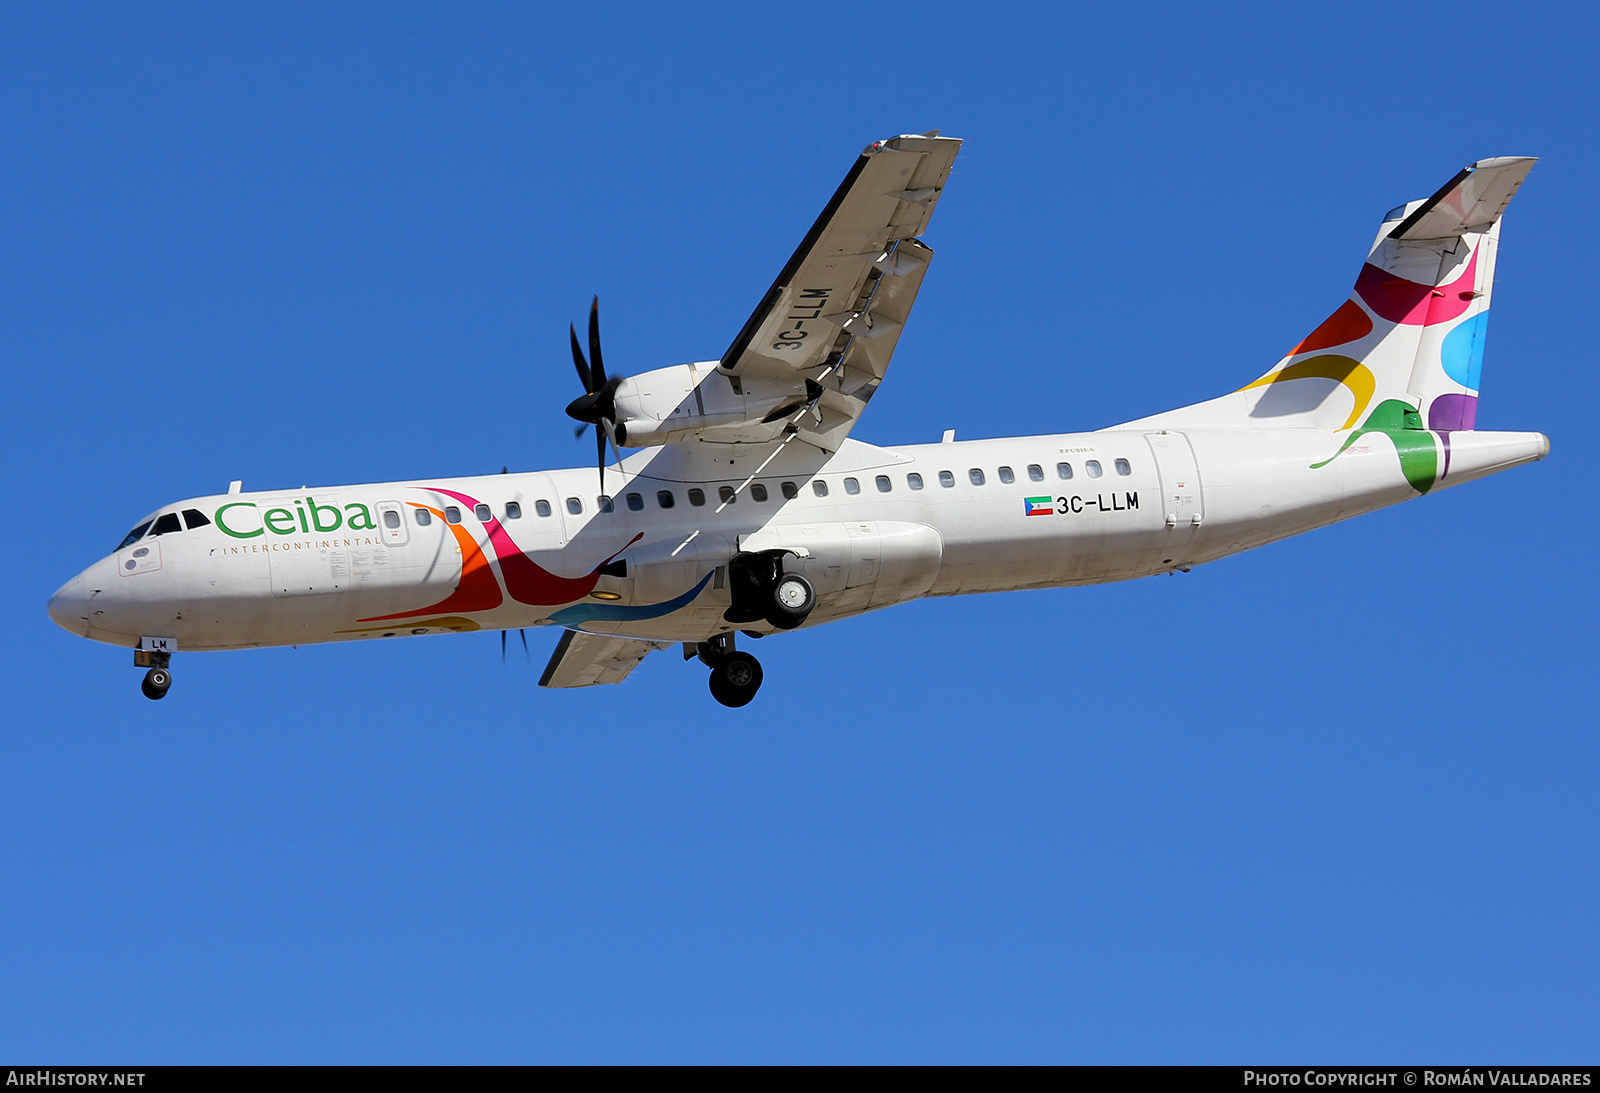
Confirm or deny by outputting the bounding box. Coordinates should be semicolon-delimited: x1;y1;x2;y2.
1124;157;1535;432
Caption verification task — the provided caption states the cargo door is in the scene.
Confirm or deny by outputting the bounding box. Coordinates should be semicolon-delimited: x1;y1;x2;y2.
1144;432;1205;549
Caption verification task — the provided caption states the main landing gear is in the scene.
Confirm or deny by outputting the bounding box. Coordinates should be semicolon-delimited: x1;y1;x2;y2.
690;549;817;708
135;646;172;701
723;550;815;631
693;634;763;708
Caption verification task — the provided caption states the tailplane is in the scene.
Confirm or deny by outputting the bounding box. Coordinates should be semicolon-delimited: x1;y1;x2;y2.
1124;157;1536;433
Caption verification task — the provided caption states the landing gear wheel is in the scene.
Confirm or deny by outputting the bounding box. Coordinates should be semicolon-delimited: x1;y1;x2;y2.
141;667;171;701
708;651;763;708
764;573;815;631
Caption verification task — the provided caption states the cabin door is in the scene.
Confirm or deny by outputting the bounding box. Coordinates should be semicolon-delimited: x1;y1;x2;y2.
1143;432;1205;548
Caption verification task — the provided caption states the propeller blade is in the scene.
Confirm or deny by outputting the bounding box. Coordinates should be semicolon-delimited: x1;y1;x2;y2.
566;298;628;446
596;424;607;492
518;629;530;663
604;420;626;479
588;297;606;389
569;324;592;392
501;629;507;664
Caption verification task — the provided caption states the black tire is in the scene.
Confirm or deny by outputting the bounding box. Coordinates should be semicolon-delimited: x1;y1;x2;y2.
709;651;763;708
765;573;814;631
141;667;171;701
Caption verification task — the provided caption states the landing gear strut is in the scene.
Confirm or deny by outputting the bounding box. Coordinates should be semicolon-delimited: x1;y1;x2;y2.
695;633;763;708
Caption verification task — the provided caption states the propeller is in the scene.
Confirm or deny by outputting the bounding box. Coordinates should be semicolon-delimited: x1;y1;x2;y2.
565;297;627;491
501;627;530;665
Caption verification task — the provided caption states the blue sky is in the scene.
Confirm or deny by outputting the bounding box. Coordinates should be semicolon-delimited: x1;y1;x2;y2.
4;1;1597;1063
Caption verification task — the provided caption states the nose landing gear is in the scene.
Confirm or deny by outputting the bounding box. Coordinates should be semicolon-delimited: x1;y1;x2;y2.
694;634;763;708
134;642;174;701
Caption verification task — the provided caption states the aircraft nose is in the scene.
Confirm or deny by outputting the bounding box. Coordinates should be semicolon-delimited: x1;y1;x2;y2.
48;575;90;637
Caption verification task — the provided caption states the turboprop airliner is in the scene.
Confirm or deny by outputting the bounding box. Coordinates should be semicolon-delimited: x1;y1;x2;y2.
48;133;1549;707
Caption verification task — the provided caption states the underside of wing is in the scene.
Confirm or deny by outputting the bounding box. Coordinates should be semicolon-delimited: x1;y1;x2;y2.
538;630;673;688
714;132;962;451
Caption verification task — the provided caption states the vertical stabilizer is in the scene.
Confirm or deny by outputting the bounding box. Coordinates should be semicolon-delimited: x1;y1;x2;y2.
1123;157;1535;434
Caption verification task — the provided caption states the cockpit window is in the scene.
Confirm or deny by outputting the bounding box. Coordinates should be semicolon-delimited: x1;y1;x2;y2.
150;513;182;537
182;509;211;530
1384;203;1409;222
116;520;154;550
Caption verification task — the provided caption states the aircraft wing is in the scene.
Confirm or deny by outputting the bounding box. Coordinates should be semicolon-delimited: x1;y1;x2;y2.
538;630;673;688
716;132;962;452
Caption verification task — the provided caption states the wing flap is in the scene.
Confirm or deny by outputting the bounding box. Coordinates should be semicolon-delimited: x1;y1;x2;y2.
538;630;673;688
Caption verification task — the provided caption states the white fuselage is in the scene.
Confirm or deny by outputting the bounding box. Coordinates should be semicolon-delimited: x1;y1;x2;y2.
48;426;1548;653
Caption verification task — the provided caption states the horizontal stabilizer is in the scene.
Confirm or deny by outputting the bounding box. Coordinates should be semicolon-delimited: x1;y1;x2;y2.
1389;157;1536;240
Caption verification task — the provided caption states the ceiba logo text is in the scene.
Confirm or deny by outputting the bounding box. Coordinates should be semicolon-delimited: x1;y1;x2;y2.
214;497;378;539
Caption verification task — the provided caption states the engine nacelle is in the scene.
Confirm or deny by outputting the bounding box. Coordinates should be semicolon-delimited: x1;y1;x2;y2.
611;362;805;447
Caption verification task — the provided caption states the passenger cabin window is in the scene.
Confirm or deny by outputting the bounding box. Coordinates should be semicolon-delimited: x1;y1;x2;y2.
907;473;924;490
750;483;768;502
445;506;463;524
969;468;985;486
1027;464;1044;482
474;503;491;522
150;513;182;536
688;488;706;507
1057;462;1074;480
657;490;675;509
535;500;551;517
813;480;829;497
597;495;614;513
505;501;522;519
117;520;154;550
781;481;798;500
1086;460;1103;478
844;477;861;495
566;497;583;515
876;475;892;493
998;466;1015;484
626;492;644;511
1115;458;1131;476
181;509;211;529
415;508;433;526
383;510;402;529
939;470;955;488
718;486;736;505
